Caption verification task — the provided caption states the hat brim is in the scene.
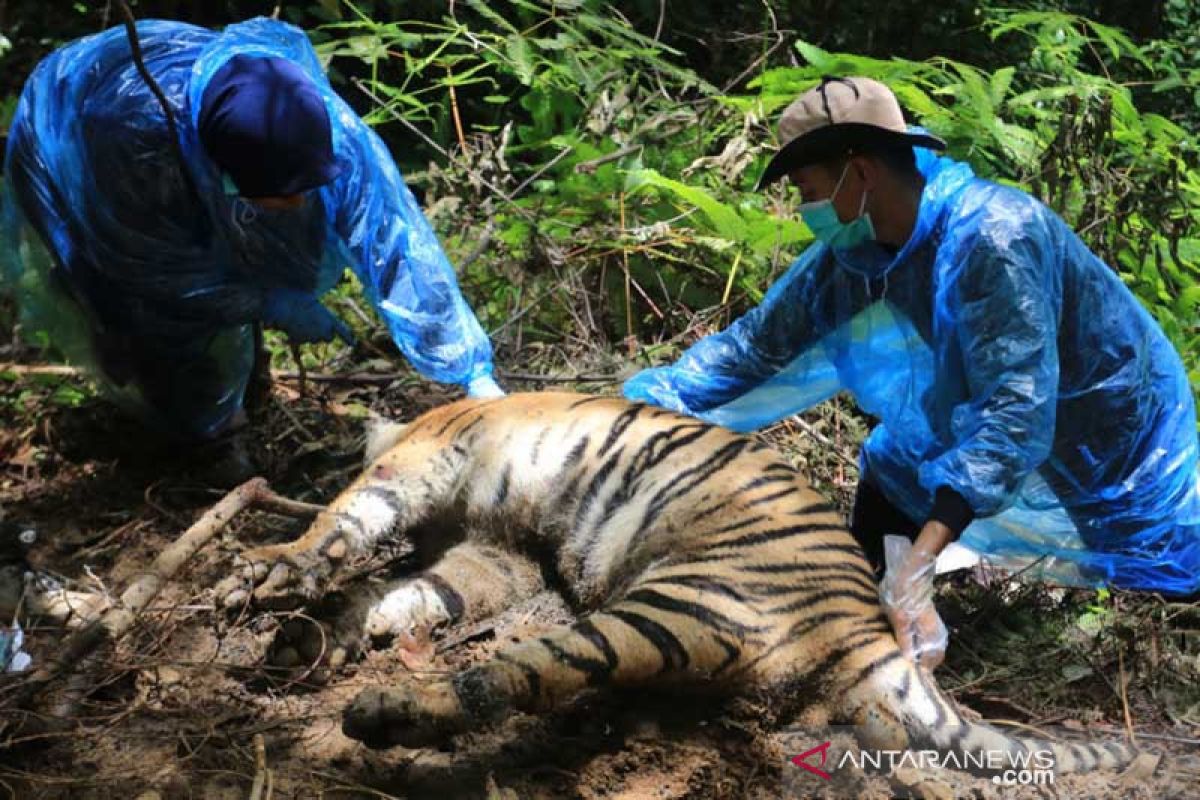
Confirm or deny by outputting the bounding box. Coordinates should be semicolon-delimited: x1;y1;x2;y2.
755;123;946;191
268;160;345;197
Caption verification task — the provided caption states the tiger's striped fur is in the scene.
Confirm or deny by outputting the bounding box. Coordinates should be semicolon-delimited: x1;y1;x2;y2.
223;392;1136;776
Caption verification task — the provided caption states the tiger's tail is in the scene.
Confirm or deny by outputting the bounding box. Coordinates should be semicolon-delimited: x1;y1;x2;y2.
849;656;1137;777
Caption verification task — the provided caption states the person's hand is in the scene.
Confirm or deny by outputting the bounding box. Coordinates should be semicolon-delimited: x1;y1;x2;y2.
879;533;947;671
466;374;505;399
262;288;354;345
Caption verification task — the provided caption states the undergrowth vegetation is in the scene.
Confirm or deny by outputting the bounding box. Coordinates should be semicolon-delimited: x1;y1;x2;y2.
306;0;1200;398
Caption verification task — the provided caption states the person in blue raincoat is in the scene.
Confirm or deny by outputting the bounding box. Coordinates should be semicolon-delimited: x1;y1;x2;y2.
624;76;1200;667
0;17;504;453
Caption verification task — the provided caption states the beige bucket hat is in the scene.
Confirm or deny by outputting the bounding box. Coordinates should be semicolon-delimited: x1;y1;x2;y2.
755;76;945;190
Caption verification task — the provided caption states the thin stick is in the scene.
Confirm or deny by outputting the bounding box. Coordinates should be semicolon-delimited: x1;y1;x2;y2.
620;191;634;357
446;66;469;157
288;342;307;398
251;493;325;518
575;144;642;174
1118;642;1137;744
249;732;270;800
0;364;79;376
352;79;537;223
114;0;198;203
789;416;859;470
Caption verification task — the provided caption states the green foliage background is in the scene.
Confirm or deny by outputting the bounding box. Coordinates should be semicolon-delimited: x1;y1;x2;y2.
1;0;1197;399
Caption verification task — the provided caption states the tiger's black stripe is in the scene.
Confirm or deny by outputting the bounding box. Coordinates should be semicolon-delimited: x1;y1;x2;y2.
643;573;754;603
434;405;482;437
423;573;466;622
530;426;549;466
494;651;542;700
765;586;883;615
623;587;769;637
573;446;625;533
706;522;833;551
494;463;512;506
540;637;615;685
358;486;405;516
608;609;690;672
568;396;610;410
575;619;620;684
787;501;841;517
635;438;751;533
743;487;801;508
736;473;799;494
597;405;644;458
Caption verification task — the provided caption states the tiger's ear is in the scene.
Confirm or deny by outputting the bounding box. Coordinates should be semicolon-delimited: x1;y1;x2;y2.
364;412;409;466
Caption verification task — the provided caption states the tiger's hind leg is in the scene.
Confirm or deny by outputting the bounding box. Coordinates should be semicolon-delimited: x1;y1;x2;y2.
342;588;764;749
362;541;545;642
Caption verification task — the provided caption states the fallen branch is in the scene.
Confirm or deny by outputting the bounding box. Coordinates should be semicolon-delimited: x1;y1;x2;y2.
5;478;318;717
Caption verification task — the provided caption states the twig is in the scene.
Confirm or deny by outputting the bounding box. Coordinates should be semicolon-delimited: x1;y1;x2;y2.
446;66;469;157
458;218;497;272
575;144;642;174
352;79;537;223
0;364;79;376
1118;641;1137;745
250;494;325;518
789;416;859;470
114;0;199;204
510;146;573;198
501;372;619;384
1086;725;1200;746
288;342;307;398
274;371;401;385
249;732;271;800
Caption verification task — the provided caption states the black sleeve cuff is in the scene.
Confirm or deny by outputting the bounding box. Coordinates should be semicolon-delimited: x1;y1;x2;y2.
929;486;975;537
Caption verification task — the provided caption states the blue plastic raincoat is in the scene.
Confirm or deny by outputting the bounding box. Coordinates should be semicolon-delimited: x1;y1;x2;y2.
625;148;1200;595
0;18;496;436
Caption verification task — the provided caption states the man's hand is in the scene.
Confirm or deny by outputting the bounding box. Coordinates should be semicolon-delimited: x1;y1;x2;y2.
262;288;354;345
879;523;951;671
466;374;505;399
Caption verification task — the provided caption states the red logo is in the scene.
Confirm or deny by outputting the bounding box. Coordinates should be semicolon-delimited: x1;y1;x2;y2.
790;741;832;780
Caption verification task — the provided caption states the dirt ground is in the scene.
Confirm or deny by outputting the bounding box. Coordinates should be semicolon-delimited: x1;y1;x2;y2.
2;368;1199;799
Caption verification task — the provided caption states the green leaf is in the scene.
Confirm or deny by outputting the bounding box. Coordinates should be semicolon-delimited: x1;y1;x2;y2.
506;35;535;85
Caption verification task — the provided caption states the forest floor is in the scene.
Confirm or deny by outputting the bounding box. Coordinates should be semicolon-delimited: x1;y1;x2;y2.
1;356;1199;800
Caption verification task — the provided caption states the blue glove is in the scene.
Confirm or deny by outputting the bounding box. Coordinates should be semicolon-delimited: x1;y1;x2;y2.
466;374;505;398
262;288;354;345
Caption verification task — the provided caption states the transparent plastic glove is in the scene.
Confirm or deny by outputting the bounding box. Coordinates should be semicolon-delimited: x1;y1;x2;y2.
466;374;505;399
262;288;354;345
879;534;948;671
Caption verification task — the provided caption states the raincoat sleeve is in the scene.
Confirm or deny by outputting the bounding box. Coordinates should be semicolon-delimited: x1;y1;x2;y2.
918;210;1061;518
329;113;495;388
622;245;833;419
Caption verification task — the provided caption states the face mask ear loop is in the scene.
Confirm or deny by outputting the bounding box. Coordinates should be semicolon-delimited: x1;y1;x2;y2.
830;160;851;204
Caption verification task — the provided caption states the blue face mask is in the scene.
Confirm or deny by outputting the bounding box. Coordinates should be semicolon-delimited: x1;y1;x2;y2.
798;162;876;249
799;162;899;279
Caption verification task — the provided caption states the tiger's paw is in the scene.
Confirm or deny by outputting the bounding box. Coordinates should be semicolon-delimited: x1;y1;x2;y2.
342;683;467;750
363;579;453;642
217;534;349;611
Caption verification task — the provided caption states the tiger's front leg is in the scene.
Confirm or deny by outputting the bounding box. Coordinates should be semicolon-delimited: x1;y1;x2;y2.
217;441;464;611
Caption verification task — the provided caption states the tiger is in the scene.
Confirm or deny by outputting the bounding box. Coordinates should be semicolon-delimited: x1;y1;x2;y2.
215;391;1138;778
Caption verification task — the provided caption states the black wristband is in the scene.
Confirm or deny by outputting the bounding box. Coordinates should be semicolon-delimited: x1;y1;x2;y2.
929;486;975;537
